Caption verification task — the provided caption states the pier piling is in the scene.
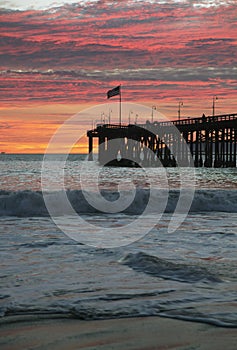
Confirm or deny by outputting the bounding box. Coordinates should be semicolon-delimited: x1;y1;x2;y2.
87;113;237;167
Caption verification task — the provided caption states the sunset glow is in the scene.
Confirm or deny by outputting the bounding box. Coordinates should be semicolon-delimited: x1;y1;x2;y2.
0;0;236;153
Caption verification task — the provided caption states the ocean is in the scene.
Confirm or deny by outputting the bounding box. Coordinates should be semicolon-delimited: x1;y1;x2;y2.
0;153;236;327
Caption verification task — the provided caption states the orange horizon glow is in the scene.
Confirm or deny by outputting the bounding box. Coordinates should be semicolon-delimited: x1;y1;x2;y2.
1;98;237;154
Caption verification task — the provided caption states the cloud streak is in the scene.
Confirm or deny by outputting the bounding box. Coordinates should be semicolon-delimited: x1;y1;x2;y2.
1;1;236;70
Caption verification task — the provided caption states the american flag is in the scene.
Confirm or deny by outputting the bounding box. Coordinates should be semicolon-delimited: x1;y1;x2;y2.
107;85;121;99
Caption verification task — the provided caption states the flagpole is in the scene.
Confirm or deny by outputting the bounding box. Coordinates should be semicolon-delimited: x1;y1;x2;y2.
119;85;122;126
106;85;122;125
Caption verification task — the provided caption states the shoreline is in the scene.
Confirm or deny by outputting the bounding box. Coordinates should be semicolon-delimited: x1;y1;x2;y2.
1;316;237;350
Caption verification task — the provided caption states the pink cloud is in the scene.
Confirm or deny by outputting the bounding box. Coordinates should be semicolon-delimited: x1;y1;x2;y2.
0;1;236;109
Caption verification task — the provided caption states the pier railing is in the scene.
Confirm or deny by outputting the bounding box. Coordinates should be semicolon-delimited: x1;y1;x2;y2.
87;113;237;167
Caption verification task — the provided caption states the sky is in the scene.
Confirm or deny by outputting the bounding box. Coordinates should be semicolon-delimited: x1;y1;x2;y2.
0;0;237;153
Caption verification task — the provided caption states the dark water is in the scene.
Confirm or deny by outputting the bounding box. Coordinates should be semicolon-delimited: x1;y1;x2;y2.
0;155;236;327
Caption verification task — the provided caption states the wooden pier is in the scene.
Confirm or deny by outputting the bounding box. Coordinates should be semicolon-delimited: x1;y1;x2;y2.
87;113;237;167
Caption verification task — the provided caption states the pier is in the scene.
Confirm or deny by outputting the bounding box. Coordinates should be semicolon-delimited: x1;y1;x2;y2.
87;113;237;167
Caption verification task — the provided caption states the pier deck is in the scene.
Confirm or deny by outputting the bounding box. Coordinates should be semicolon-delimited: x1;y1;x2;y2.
87;113;237;167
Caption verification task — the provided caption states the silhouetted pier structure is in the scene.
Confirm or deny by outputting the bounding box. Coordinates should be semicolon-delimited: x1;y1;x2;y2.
87;113;237;167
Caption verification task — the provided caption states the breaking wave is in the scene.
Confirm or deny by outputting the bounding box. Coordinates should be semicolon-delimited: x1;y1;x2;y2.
0;189;236;217
121;252;222;283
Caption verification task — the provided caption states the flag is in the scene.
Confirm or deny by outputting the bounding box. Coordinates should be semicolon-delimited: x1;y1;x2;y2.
107;85;120;99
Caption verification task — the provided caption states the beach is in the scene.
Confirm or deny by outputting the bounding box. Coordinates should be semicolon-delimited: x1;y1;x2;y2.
1;316;237;350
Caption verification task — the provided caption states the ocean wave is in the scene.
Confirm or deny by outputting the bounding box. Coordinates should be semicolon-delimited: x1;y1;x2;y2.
0;189;236;217
2;298;236;328
121;252;222;283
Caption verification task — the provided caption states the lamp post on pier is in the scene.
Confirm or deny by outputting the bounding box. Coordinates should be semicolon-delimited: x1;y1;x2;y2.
100;112;105;124
151;105;157;123
108;109;112;124
178;101;183;121
212;96;218;116
135;114;138;124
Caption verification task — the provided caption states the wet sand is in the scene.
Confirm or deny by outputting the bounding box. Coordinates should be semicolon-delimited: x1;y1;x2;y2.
0;316;237;350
